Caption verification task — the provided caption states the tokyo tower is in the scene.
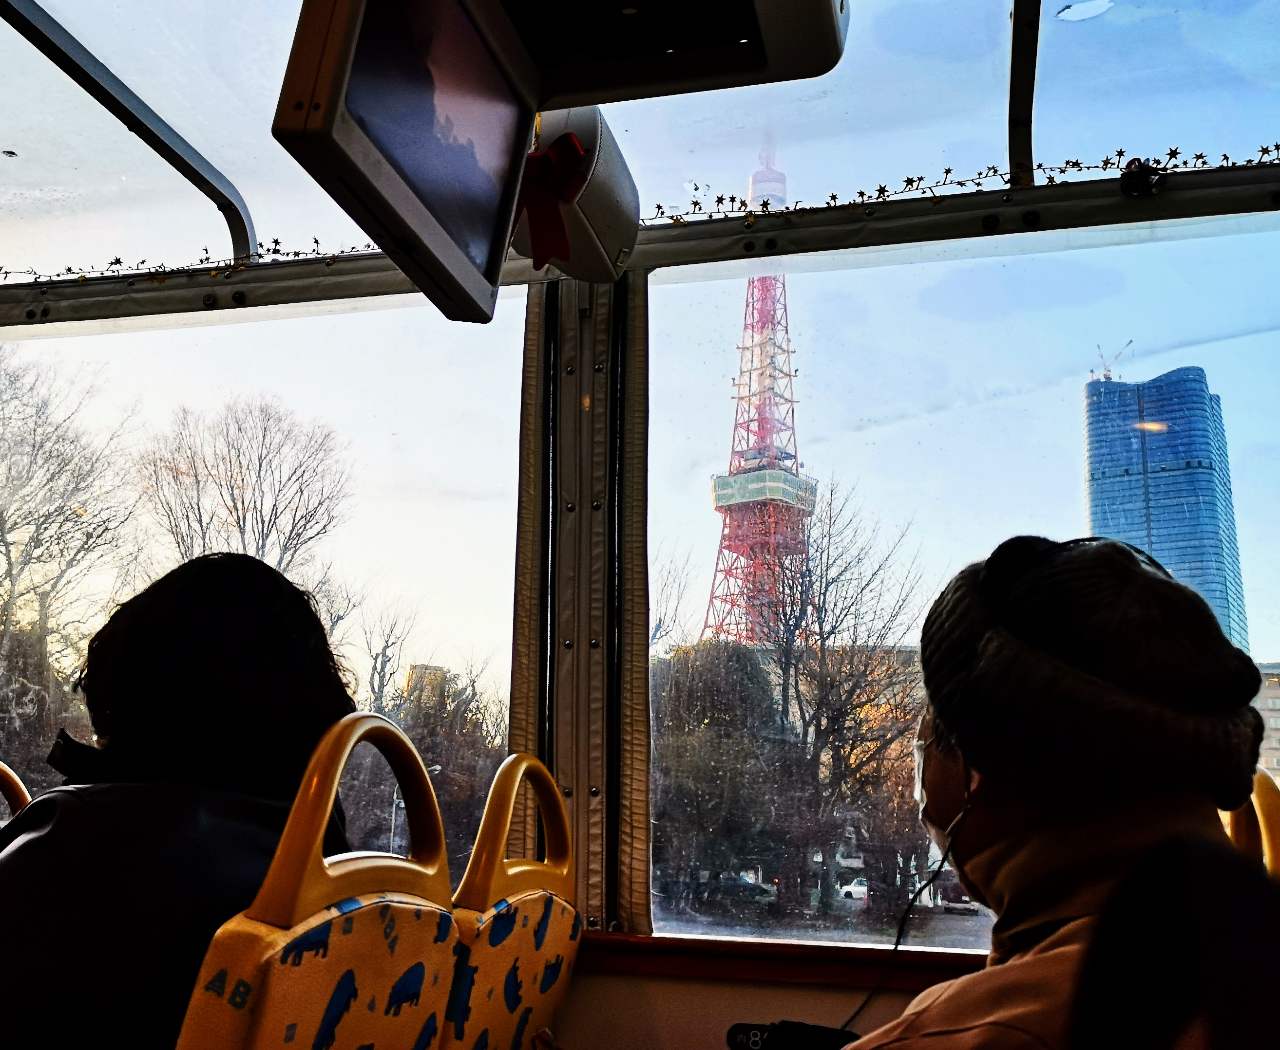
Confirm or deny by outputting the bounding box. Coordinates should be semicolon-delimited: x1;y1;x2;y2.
702;145;817;644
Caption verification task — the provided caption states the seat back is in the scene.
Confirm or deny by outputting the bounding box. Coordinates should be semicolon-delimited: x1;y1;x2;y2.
1220;769;1280;877
177;713;459;1050
444;753;579;1050
0;760;31;816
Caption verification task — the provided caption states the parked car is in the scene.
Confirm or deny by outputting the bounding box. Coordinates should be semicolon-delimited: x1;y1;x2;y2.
841;877;868;901
936;871;979;914
709;872;776;906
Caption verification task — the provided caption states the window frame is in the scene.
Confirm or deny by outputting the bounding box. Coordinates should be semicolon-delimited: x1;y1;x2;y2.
6;163;1280;339
5;0;1280;985
4;160;1274;979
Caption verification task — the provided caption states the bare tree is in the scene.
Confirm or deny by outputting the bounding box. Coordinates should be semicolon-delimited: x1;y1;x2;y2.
361;607;415;710
138;397;360;639
139;398;351;574
0;350;136;642
650;544;694;651
400;656;496;750
647;481;927;930
767;483;925;914
0;346;136;793
342;651;507;874
857;733;933;925
306;562;363;641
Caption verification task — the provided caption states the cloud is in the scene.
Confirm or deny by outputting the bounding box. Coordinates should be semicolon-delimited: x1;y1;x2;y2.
914;256;1127;323
1055;1;1115;23
1179;3;1280;90
814;318;1280;437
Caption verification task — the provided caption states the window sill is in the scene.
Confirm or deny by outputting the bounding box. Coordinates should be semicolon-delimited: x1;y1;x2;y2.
578;932;984;993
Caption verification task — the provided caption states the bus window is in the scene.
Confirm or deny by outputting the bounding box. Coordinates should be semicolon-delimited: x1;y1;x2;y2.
1035;2;1280;174
648;219;1280;951
601;1;1011;225
0;296;525;883
3;0;1277;984
23;2;367;261
0;10;224;278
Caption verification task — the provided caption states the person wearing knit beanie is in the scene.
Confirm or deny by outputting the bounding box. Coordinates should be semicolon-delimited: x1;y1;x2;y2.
849;535;1264;1050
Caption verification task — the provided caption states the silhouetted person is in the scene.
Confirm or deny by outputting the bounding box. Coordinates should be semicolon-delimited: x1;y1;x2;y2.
0;554;356;1048
1069;836;1280;1050
850;536;1263;1050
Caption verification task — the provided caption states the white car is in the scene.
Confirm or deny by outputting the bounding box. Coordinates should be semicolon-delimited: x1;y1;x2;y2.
841;877;868;901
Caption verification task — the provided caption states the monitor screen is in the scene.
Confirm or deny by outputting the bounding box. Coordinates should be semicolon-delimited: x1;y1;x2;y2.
345;2;525;277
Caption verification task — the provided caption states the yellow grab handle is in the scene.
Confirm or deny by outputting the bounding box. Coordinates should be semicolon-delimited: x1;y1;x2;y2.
0;761;30;815
246;713;451;929
1223;799;1263;864
453;753;574;912
1253;769;1280;877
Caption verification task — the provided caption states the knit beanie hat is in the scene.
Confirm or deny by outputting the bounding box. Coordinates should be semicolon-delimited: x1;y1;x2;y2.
920;536;1262;811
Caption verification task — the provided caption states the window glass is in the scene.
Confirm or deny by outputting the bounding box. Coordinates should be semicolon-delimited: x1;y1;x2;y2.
1036;1;1280;179
17;0;1280;277
0;16;224;277
34;0;1013;259
0;293;525;880
36;0;367;260
602;0;1010;218
649;219;1279;949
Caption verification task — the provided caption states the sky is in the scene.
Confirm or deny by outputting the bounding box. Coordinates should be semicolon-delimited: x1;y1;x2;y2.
648;230;1280;659
2;0;1279;696
13;297;528;698
621;0;1280;659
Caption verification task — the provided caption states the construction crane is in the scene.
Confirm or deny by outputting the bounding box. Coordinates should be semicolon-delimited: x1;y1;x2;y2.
1090;339;1133;382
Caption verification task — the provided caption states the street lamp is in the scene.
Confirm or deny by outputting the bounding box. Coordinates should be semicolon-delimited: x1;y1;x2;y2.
388;787;405;852
388;765;443;851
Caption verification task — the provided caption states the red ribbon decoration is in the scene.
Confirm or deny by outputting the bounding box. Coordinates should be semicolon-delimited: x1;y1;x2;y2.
515;132;590;270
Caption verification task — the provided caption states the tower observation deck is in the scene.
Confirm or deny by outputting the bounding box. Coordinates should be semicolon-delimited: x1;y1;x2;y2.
702;145;817;644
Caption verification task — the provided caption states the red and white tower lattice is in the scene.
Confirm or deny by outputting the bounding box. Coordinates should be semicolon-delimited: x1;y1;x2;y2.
702;146;817;644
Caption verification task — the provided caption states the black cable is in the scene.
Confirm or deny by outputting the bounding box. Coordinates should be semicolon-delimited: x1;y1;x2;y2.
839;810;969;1032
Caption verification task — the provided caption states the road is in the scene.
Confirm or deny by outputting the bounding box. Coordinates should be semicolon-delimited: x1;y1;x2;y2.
655;905;995;951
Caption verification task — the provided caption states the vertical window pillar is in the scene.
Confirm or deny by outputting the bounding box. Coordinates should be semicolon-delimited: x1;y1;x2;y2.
509;273;651;934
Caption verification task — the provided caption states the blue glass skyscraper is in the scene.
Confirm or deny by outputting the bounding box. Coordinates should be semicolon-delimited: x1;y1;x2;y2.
1085;366;1248;649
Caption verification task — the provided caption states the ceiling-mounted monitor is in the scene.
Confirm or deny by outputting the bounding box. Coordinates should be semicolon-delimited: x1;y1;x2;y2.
273;1;848;322
274;0;537;322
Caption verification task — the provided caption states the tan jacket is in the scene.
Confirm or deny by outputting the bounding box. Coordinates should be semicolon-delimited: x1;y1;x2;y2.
849;802;1228;1049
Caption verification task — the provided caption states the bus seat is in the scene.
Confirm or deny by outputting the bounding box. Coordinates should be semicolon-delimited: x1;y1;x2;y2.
0;760;31;815
176;714;458;1050
1220;769;1280;877
445;753;578;1050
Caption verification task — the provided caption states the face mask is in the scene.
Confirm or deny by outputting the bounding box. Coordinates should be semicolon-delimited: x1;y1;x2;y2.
913;734;942;842
915;734;975;856
912;735;930;809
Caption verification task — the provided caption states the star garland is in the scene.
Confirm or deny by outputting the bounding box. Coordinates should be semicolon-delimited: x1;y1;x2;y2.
3;143;1278;285
644;144;1280;226
0;239;383;286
